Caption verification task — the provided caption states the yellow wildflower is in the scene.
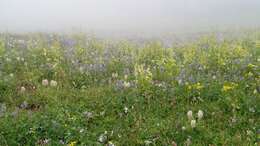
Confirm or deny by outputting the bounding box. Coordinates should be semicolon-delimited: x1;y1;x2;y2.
68;141;77;146
223;85;233;91
194;82;203;90
222;83;237;92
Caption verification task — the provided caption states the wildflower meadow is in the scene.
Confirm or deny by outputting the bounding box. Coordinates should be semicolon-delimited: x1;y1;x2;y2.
0;32;259;145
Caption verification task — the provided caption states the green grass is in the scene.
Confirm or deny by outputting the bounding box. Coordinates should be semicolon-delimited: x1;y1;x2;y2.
0;33;259;146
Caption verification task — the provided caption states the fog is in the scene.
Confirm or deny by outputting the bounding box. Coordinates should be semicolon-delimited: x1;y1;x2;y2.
0;0;260;35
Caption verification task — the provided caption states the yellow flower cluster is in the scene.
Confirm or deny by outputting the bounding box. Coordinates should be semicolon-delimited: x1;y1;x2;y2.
187;82;204;90
68;141;77;146
222;82;238;92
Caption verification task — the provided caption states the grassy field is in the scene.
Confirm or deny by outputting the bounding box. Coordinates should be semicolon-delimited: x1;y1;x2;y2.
0;32;259;146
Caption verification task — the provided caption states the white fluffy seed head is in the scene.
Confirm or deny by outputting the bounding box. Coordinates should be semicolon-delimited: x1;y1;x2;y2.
112;73;118;78
182;126;186;131
50;80;57;87
191;120;196;128
42;79;49;86
20;86;26;92
187;110;193;120
198;110;204;120
9;73;14;77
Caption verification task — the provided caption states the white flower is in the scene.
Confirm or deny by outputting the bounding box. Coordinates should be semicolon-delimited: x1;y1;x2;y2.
42;79;49;86
98;133;107;143
124;75;128;80
112;73;118;78
123;81;130;88
212;75;216;80
178;79;182;85
50;80;57;87
79;129;84;133
172;141;177;146
185;138;192;146
9;73;14;77
144;140;153;145
20;101;28;109
108;141;115;146
231;117;237;123
182;126;186;131
83;111;93;119
59;140;65;145
197;110;203;120
43;139;50;144
79;66;84;73
20;86;26;93
124;106;128;114
187;110;193;120
191;120;196;128
249;107;255;113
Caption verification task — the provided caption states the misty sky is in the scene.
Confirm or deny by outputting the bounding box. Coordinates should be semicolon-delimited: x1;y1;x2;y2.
0;0;260;34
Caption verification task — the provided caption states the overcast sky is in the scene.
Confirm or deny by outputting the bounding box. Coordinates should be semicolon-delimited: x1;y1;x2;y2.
0;0;260;34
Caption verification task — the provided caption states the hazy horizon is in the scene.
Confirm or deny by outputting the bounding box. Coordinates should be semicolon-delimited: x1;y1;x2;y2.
1;0;260;35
